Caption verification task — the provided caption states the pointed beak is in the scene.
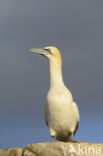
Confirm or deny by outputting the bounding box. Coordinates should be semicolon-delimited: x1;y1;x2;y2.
29;48;48;56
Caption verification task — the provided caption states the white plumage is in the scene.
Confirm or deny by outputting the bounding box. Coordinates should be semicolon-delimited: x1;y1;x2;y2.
29;46;80;142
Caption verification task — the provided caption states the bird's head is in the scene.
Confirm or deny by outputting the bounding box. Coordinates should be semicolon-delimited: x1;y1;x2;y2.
29;46;62;67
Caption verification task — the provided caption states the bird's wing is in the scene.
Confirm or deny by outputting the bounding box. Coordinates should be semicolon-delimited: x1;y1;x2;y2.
73;102;80;136
73;102;80;122
44;102;48;127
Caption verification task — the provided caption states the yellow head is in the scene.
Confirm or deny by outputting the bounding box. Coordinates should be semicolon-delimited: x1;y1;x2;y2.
29;46;62;68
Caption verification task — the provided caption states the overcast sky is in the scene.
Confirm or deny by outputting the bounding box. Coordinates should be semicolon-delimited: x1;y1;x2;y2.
0;0;103;149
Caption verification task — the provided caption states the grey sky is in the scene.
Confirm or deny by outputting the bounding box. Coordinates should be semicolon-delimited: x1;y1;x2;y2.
0;0;103;148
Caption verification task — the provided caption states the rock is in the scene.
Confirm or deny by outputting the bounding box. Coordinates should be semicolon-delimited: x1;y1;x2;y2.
0;148;23;156
0;142;103;156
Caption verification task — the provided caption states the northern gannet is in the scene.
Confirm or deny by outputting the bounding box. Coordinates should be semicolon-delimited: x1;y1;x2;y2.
29;46;80;142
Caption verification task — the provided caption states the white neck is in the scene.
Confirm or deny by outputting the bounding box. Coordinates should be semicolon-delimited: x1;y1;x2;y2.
49;59;64;88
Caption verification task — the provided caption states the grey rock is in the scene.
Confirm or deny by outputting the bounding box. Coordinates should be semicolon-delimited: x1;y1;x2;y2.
0;148;23;156
0;142;103;156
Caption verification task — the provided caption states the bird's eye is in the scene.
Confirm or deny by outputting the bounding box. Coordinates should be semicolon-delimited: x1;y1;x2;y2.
43;48;52;54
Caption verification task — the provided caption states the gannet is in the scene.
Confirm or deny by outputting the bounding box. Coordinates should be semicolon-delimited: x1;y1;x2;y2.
29;46;80;142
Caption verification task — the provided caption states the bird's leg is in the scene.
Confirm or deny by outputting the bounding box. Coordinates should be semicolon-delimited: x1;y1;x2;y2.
51;136;55;142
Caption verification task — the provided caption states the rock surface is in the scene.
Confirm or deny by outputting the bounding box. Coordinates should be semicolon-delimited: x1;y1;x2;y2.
0;142;103;156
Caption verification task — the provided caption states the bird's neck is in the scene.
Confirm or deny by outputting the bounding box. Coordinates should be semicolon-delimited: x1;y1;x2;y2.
49;59;64;88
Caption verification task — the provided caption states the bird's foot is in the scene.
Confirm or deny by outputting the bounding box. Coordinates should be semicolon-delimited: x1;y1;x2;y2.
70;140;78;143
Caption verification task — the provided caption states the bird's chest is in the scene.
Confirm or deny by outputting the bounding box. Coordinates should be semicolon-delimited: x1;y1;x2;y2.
46;90;73;114
46;91;74;130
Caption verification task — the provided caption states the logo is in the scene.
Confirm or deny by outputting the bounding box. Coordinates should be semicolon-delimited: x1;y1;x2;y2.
68;144;102;155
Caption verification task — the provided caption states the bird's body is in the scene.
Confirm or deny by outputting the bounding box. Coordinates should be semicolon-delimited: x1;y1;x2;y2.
45;88;79;141
29;46;80;141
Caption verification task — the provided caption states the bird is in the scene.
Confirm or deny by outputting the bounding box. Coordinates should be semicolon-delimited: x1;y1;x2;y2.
29;46;80;142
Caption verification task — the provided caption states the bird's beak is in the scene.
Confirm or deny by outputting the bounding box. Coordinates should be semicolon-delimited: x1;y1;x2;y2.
29;48;49;56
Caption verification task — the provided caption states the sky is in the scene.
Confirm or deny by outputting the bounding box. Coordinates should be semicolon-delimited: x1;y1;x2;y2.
0;0;103;149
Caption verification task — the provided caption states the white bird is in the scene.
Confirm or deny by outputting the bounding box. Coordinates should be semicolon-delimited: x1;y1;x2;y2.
29;46;80;142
